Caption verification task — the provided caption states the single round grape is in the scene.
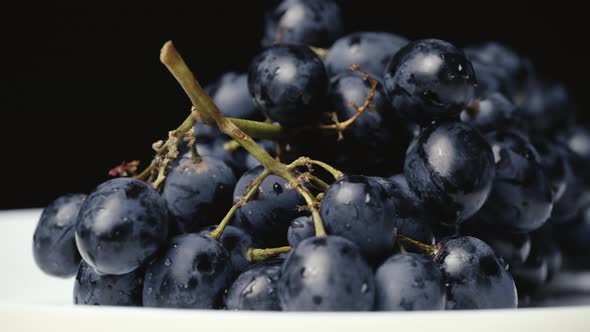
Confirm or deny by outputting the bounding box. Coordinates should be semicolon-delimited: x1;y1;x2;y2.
225;263;282;311
472;130;553;233
162;157;236;234
320;175;397;261
384;39;476;124
75;178;168;275
278;236;375;311
404;122;495;225
143;234;233;309
373;175;434;244
325;32;408;78
375;253;445;311
233;166;303;247
33;194;86;278
287;216;315;248
262;0;342;48
434;236;518;309
74;260;143;306
200;225;254;275
248;44;328;127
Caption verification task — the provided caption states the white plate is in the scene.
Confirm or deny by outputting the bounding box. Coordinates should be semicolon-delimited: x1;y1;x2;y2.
1;209;590;332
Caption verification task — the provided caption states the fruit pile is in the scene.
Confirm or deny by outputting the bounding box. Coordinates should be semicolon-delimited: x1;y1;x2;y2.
32;0;589;311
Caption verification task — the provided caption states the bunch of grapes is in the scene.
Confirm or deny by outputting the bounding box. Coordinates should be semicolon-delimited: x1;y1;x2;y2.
33;0;588;311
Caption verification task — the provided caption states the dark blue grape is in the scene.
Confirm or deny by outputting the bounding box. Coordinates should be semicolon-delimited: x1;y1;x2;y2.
233;166;303;247
460;93;522;133
200;225;254;275
207;72;264;121
435;236;518;309
404;122;495;225
327;71;406;175
143;233;233;309
287;216;315;248
521;81;573;135
472;130;553;233
33;194;86;278
262;0;342;48
375;253;445;311
278;236;375;311
464;42;535;104
75;178;168;275
384;39;476;124
325;32;408;78
320;175;397;261
225;263;282;311
373;175;434;244
531;138;569;203
162;157;236;234
248;44;328;127
74;260;143;306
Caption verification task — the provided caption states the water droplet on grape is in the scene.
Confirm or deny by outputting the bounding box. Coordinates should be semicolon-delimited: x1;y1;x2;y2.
361;283;369;293
164;258;172;266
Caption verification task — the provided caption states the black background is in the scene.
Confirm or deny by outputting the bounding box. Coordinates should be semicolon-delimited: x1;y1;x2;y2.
3;2;587;209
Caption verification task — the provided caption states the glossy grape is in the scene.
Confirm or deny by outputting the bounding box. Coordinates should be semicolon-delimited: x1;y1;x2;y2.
225;263;282;311
143;234;233;309
74;260;143;306
435;236;518;309
248;44;328;127
320;175;397;261
375;253;445;311
384;39;477;124
75;178;168;275
472;130;553;233
234;166;303;247
33;194;86;278
278;236;375;311
404;122;495;225
162;157;236;234
262;0;342;48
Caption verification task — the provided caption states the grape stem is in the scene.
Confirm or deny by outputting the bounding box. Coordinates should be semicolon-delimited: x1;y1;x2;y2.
287;157;344;180
247;246;292;263
160;41;327;237
309;46;328;60
209;168;271;241
319;65;378;142
397;235;438;257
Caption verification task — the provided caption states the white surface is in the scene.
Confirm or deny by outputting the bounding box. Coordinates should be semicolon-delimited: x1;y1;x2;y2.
1;209;590;332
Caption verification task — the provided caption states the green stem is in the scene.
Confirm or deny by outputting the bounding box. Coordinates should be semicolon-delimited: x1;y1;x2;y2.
227;118;284;141
160;41;326;237
397;235;437;257
247;246;292;263
209;169;271;241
